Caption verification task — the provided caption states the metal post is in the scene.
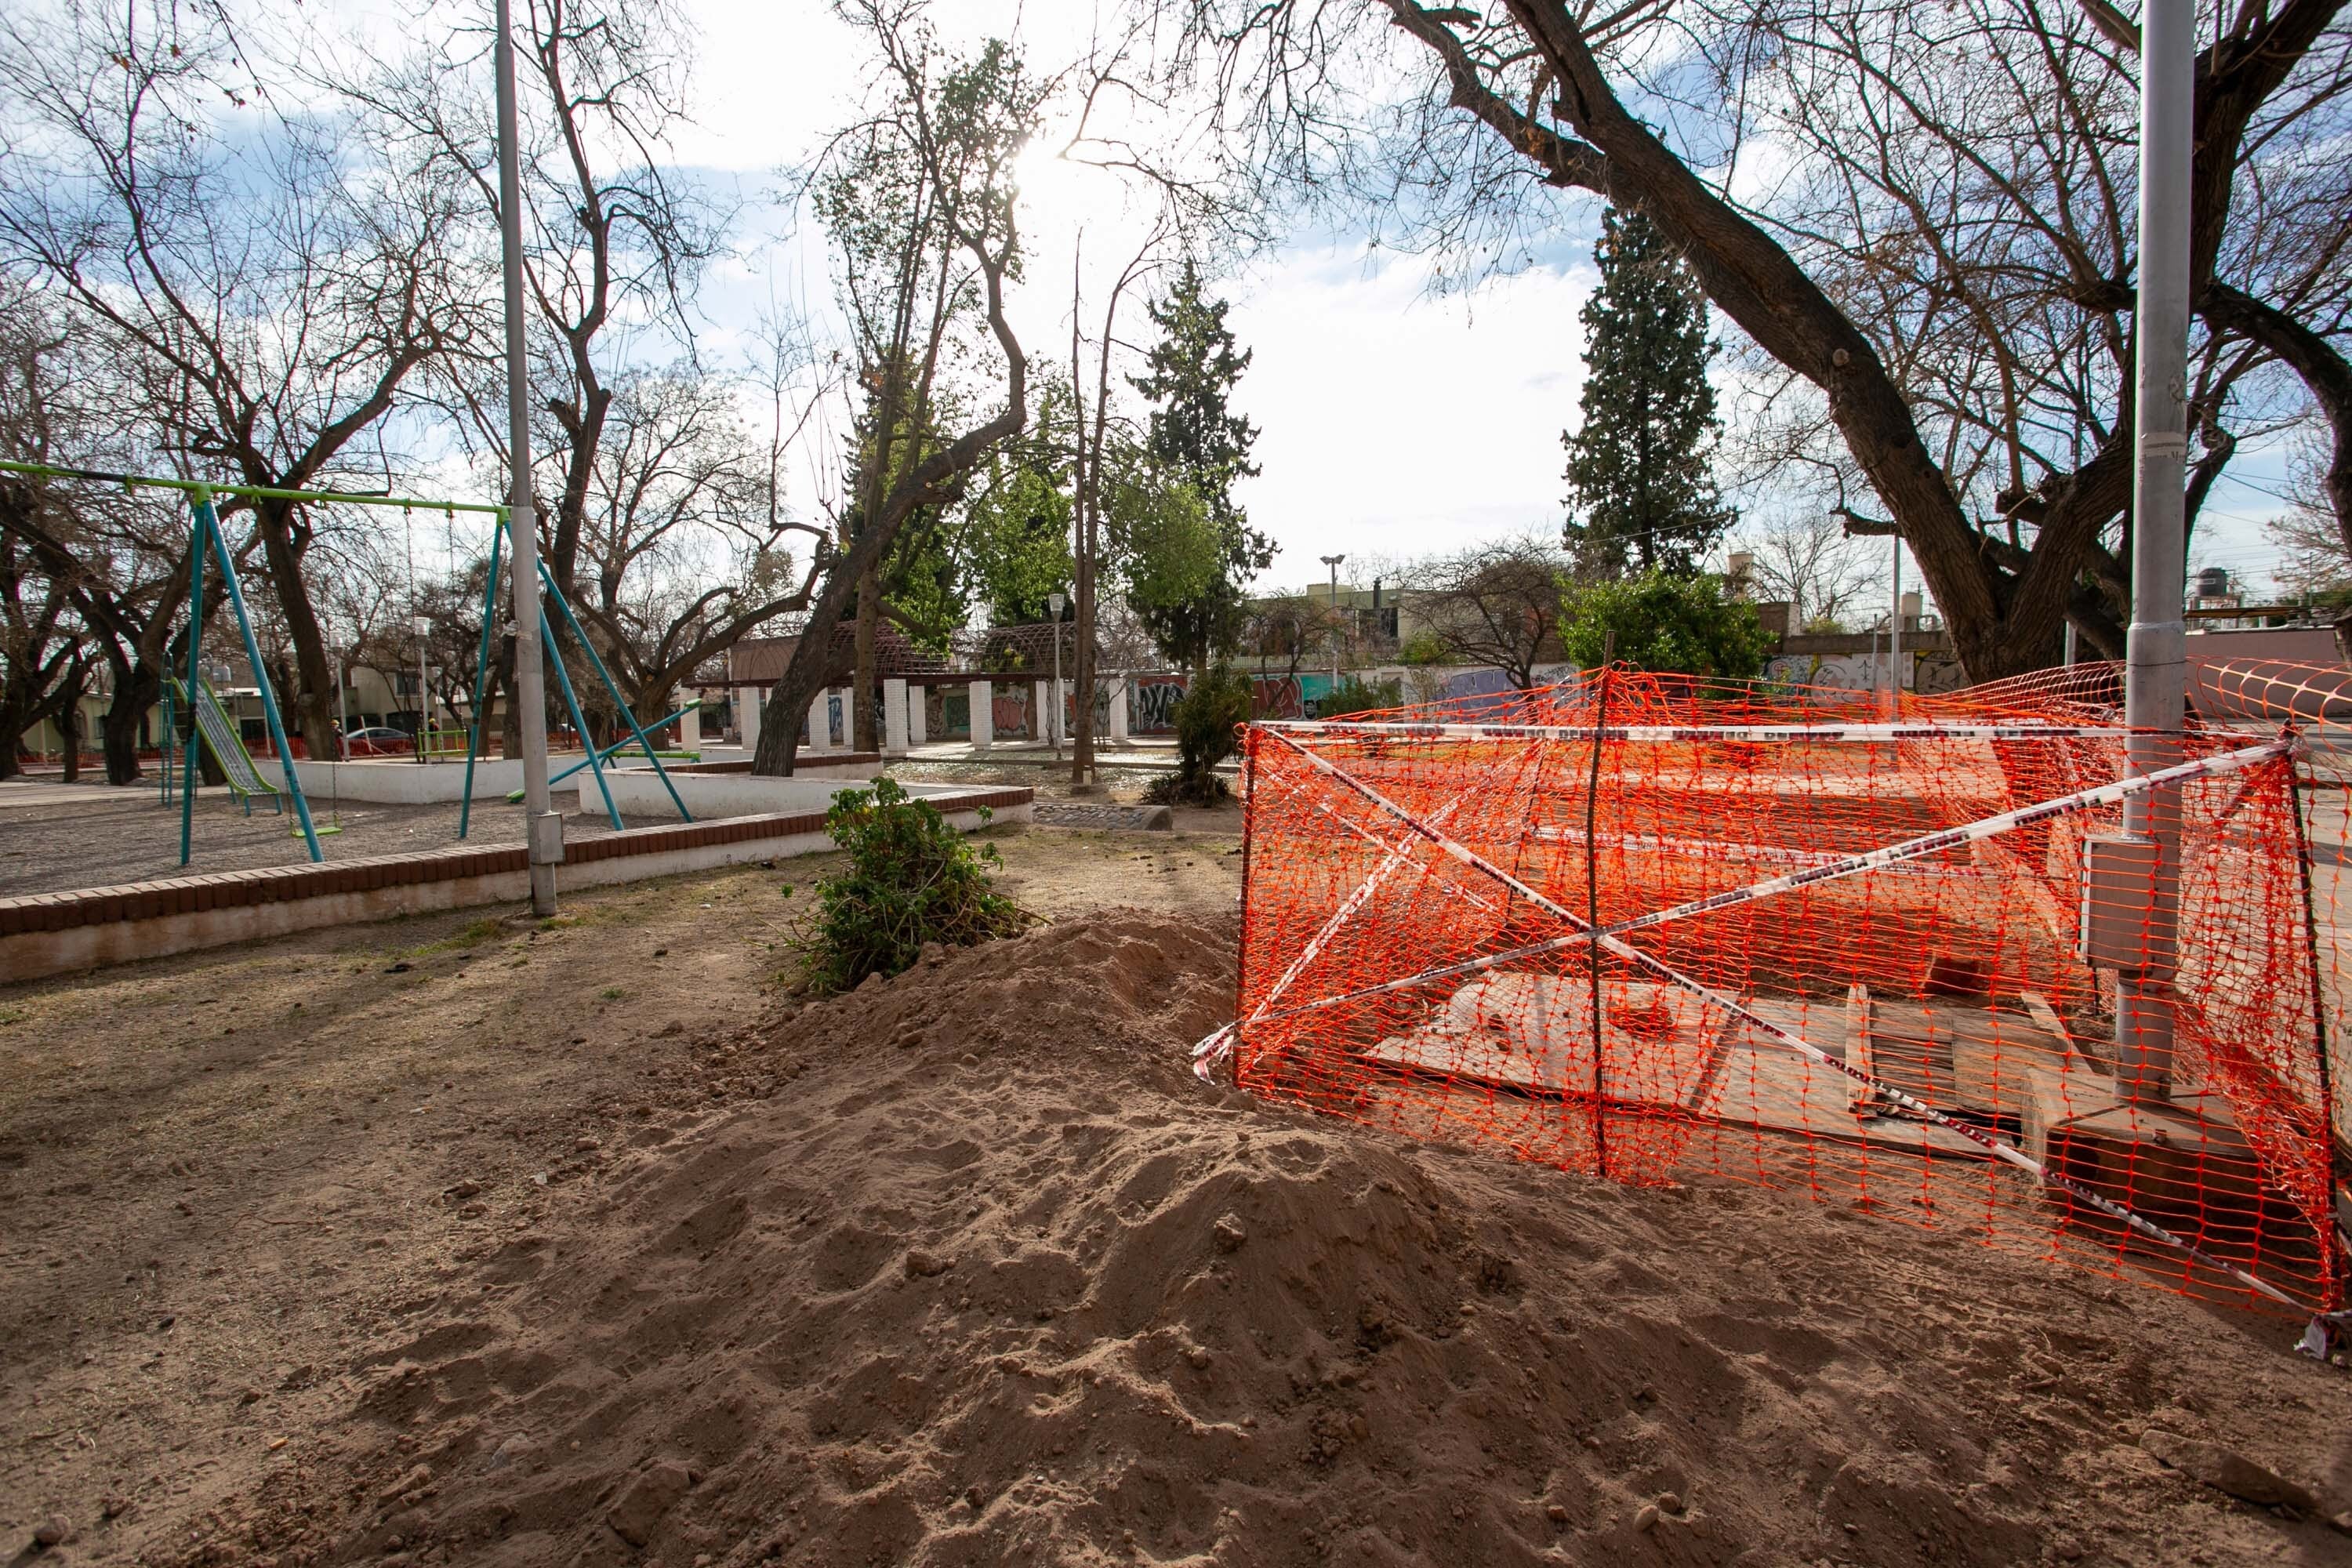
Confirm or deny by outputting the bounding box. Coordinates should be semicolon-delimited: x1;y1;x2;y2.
180;513;204;866
458;517;506;839
1322;553;1345;691
1047;589;1066;763
193;491;322;862
2118;0;2194;1098
1888;537;1902;716
496;0;559;914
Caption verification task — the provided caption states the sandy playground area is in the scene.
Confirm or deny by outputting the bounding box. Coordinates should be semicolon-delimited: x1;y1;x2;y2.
4;820;2352;1567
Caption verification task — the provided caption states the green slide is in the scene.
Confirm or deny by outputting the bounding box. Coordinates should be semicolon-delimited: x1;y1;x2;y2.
169;676;281;804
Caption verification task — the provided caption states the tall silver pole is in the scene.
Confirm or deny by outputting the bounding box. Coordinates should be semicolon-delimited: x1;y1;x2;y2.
495;0;560;914
2118;0;2194;1097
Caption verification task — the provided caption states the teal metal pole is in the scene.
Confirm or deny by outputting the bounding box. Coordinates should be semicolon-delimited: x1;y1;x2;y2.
158;682;174;808
510;699;701;800
543;604;621;830
178;521;203;866
193;490;323;863
457;519;506;840
535;561;691;822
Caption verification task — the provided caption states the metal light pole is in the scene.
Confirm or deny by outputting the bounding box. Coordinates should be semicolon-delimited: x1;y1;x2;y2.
1321;553;1345;689
2114;0;2194;1096
1047;589;1066;762
2108;0;2194;1098
495;0;560;914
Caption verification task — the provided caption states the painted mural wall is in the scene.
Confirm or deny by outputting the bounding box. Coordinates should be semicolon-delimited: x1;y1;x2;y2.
1762;651;1967;696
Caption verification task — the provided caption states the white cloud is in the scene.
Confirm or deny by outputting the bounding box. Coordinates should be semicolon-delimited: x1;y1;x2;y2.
1227;248;1592;586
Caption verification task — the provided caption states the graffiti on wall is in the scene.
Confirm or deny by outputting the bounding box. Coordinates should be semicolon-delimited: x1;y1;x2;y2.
1251;674;1303;720
992;687;1031;739
1763;652;1970;697
1131;676;1187;734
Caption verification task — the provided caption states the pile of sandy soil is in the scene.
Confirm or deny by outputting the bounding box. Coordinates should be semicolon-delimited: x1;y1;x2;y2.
158;910;2351;1568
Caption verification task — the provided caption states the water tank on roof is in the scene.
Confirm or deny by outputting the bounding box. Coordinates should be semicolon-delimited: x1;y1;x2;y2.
2194;567;2231;598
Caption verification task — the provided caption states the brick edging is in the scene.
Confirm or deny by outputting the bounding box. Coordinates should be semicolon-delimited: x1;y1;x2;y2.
0;788;1032;938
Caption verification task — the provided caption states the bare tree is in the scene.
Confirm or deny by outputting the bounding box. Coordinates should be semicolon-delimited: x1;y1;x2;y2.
572;367;820;724
1403;533;1574;688
0;278;203;783
0;0;480;750
751;2;1040;777
1736;508;1882;633
1181;0;2352;679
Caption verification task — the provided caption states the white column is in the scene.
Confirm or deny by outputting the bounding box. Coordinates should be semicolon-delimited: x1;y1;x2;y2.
804;694;822;750
831;687;853;750
970;679;993;750
907;682;927;747
1032;681;1049;743
739;686;762;754
680;697;702;753
883;677;909;754
1108;679;1128;745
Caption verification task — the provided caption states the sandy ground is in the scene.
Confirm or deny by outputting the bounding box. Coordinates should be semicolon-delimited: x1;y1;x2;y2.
5;812;2351;1567
0;822;1243;1564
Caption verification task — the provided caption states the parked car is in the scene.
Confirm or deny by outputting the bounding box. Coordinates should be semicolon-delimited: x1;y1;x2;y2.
343;726;415;758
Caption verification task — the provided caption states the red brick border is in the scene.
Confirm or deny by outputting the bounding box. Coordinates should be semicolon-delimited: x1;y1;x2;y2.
0;789;1030;938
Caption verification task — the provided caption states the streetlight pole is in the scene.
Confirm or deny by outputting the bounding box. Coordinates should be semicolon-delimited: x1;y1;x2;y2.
495;0;560;914
1047;590;1066;763
1321;553;1345;691
2114;0;2195;1097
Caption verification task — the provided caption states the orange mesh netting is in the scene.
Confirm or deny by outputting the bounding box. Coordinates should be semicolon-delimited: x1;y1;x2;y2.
1200;666;2349;1317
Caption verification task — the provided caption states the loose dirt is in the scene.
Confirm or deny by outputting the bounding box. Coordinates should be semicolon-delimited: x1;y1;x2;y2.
5;825;2350;1568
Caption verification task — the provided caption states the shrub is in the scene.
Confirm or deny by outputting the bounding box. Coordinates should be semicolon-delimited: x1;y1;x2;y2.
1142;665;1251;806
789;777;1033;994
1559;570;1773;683
1316;676;1403;718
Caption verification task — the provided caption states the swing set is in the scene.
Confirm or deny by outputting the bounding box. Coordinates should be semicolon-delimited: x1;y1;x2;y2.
0;459;691;868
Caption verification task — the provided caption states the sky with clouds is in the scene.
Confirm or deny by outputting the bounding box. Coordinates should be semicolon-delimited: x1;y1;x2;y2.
426;0;2307;603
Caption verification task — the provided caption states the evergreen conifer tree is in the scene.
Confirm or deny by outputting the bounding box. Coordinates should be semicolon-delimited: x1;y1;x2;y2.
1562;206;1734;575
1128;258;1272;670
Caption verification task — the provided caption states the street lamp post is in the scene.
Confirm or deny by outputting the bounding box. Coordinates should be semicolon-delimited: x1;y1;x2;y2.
1047;590;1066;763
1320;554;1346;691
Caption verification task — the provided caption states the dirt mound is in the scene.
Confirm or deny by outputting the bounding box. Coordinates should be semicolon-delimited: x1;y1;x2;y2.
169;910;2349;1568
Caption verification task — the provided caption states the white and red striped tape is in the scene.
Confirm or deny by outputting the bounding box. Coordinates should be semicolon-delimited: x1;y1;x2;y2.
1196;728;2305;1309
1259;718;2144;744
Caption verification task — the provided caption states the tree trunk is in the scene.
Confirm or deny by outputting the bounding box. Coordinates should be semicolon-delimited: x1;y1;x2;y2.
496;633;524;761
57;662;85;783
101;672;158;785
853;566;880;753
252;501;338;750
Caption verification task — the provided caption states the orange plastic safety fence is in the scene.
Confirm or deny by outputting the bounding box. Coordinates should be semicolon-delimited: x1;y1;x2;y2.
1216;666;2347;1316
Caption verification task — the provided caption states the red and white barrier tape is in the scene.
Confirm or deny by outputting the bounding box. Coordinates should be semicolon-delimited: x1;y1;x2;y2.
1259;719;2144;745
1196;728;2305;1310
1219;735;2290;1035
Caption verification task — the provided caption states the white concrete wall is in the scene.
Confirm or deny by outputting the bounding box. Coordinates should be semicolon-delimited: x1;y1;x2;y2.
971;680;993;749
292;757;587;804
579;767;989;818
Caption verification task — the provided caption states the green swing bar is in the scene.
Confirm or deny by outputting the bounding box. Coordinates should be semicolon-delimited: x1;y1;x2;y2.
0;459;504;866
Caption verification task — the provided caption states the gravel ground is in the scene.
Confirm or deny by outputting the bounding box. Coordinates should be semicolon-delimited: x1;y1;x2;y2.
0;787;670;897
0;760;1239;897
